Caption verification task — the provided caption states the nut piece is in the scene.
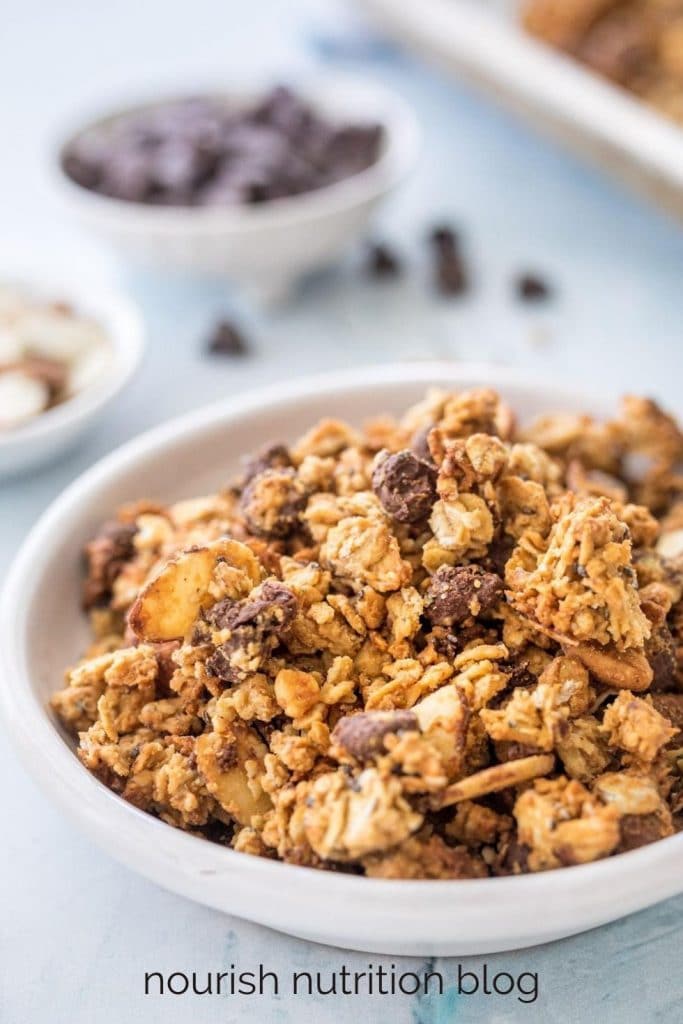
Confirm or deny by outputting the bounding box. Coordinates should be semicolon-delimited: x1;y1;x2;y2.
206;580;298;684
274;668;320;719
195;725;271;825
129;539;261;641
424;564;503;627
570;643;653;692
332;710;418;760
435;753;555;808
371;449;437;523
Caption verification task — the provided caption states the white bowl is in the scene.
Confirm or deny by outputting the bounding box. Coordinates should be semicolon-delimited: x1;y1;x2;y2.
1;362;681;956
52;77;419;297
0;266;144;478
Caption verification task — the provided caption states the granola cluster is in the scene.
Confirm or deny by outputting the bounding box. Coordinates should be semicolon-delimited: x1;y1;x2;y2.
523;0;683;125
52;388;683;879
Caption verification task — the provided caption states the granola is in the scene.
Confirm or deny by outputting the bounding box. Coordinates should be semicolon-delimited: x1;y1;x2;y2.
523;0;683;126
52;388;683;878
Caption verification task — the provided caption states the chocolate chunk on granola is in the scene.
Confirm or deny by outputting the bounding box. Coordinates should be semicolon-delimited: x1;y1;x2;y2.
617;812;668;853
646;625;678;692
332;710;418;760
207;580;298;683
240;467;307;538
424;564;504;627
206;319;250;357
372;449;437;523
83;519;138;609
242;443;292;485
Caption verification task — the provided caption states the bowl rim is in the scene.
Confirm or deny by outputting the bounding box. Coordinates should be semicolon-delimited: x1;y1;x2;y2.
51;73;421;235
1;360;682;907
0;266;144;450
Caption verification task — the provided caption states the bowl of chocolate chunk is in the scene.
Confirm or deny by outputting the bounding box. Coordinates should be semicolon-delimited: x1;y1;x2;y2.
55;77;419;293
0;269;143;477
2;361;682;954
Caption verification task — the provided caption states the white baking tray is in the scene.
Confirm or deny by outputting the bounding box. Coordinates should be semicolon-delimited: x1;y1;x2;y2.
358;0;683;218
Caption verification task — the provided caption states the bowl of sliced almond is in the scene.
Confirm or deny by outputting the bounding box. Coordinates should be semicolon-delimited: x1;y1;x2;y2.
0;267;143;477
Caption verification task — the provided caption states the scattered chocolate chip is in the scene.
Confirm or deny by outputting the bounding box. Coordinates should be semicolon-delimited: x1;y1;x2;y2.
367;242;402;279
436;250;469;296
83;520;138;609
62;88;384;208
332;710;418;760
516;273;551;302
240;466;307;538
429;224;460;251
207;319;250;357
424;564;504;627
371;449;437;523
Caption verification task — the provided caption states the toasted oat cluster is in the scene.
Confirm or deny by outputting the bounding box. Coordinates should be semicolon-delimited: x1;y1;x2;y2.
523;0;683;125
52;388;683;879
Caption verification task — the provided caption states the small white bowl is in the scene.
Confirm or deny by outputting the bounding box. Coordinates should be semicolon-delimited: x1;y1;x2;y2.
0;266;144;478
1;362;681;955
52;77;420;297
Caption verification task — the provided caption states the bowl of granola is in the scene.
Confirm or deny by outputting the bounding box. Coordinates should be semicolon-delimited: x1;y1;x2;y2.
1;362;682;955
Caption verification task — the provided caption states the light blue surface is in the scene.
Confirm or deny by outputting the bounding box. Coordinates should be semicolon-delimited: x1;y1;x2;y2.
1;2;682;1022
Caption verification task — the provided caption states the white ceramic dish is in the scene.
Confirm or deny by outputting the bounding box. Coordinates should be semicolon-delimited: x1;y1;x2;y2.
0;266;143;479
52;76;419;298
1;362;681;956
358;0;683;219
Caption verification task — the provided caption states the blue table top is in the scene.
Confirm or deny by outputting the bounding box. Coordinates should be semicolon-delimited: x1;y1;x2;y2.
1;2;682;1021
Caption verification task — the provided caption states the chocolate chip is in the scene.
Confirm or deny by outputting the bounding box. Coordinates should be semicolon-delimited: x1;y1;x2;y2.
429;224;460;251
647;626;678;692
367;242;401;279
424;565;504;627
206;580;298;684
206;319;249;357
617;813;667;853
410;425;435;464
62;89;384;208
436;250;468;296
371;449;437;523
516;273;551;301
242;443;292;485
650;693;683;736
82;520;138;609
332;710;418;760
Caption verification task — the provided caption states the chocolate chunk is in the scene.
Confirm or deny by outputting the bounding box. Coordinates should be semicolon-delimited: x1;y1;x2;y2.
62;89;384;208
647;625;678;692
617;813;668;853
429;224;460;251
207;319;249;357
424;564;504;627
650;693;683;736
242;443;292;485
332;710;418;760
206;580;298;684
83;519;138;609
367;242;401;279
371;449;437;523
410;425;435;464
240;467;307;538
516;273;551;301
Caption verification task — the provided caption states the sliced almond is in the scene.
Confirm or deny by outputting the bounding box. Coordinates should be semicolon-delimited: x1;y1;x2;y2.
128;538;261;641
195;726;271;825
0;369;49;429
433;753;555;808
